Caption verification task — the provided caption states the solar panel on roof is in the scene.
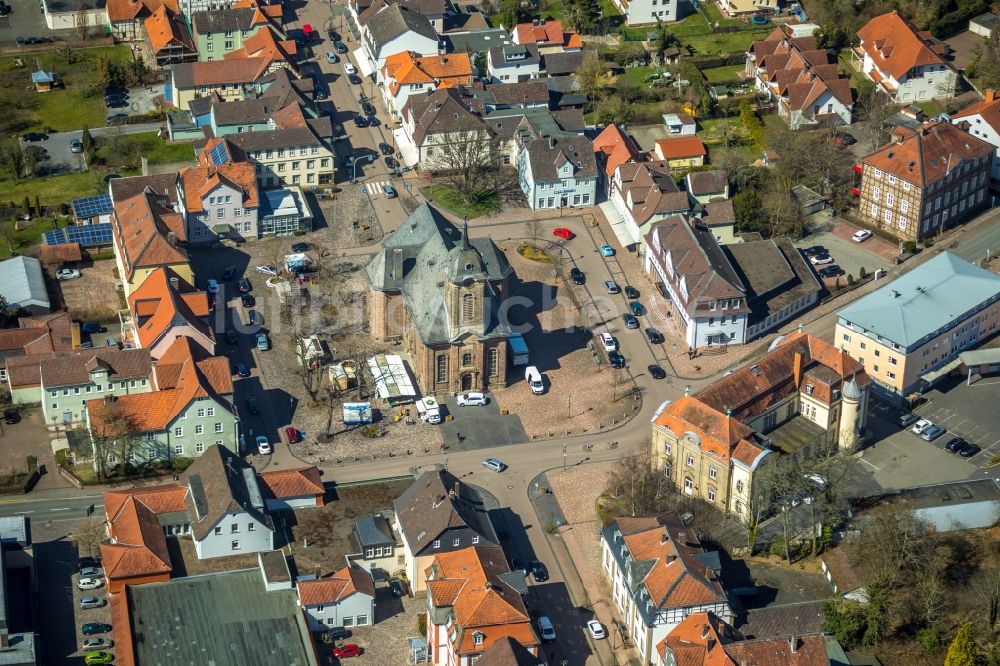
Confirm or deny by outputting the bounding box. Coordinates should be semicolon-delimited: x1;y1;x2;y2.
44;223;113;246
209;142;230;166
71;194;113;219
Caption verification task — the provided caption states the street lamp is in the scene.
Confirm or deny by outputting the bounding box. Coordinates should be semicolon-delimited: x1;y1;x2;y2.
562;444;567;471
346;154;373;184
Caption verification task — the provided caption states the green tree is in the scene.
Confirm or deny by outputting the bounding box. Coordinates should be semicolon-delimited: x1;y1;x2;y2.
733;189;764;231
0;295;15;328
575;50;607;101
80;126;92;152
21;196;30;216
473;52;487;79
34;195;40;217
739;100;763;150
944;624;981;666
822;600;868;650
496;0;520;30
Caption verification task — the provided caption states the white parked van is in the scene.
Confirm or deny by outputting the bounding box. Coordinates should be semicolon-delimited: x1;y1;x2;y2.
525;366;544;394
416;397;442;424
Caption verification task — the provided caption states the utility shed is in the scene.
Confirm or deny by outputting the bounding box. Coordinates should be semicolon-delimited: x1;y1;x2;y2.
855;478;1000;532
0;256;50;314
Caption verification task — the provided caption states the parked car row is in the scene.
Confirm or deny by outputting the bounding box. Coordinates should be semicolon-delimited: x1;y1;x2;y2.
904;412;981;456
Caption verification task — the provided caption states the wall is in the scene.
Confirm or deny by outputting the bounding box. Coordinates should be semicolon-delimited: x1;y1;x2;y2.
302;594;374;632
249;144;335;189
194;510;274;559
148;322;215;360
264;494;321;511
42;374;153;425
44;6;107;30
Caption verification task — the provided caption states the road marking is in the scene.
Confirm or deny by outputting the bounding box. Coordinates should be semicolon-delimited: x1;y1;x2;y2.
48;508;70;512
859;458;880;471
365;181;390;196
14;511;33;514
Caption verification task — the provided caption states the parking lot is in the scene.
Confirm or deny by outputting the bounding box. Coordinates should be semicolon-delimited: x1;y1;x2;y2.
795;211;897;288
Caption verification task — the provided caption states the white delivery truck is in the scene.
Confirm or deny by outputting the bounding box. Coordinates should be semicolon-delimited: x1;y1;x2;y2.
415;397;442;424
525;366;545;394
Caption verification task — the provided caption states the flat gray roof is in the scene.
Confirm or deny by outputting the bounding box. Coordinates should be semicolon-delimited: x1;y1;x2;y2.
128;569;318;666
837;252;1000;347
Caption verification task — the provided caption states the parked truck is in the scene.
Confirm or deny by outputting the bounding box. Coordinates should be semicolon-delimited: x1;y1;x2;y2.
415;397;442;424
508;332;529;366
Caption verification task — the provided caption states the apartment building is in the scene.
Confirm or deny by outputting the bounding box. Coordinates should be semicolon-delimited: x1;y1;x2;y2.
856;121;992;242
191;6;282;61
835;251;1000;403
950;90;1000;181
40;348;152;426
379;51;473;119
517;135;597;210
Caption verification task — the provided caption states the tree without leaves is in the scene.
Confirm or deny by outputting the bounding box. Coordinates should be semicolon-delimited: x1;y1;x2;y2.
90;398;144;478
575;50;607;102
857;84;895;152
71;517;106;559
75;0;90;41
603;452;673;519
423;129;520;206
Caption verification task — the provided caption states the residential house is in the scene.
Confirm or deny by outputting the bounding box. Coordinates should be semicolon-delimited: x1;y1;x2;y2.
40;348;152;426
2;313;80;400
169;57;294;111
855;121;992;242
192;7;283;61
475;638;544;666
610;0;678;26
379;51;473;119
425;545;538;665
349;0;449;38
443;29;513;74
183;444;275;559
746;26;853;129
607;161;689;250
655;611;835;666
399;86;490;167
517;135;598;210
542;50;585;78
855;11;957;102
257;467;325;510
107;0;179;41
650;332;870;517
701;199;739;245
653;137;707;168
950;90;1000;181
511;19;582;54
100;484;188;593
685;170;729;205
485;103;585;165
110;189;191;298
601;513;731;665
297;566;376;632
177;138;260;242
487;44;541;83
85;337;236;470
145;5;198;67
391;469;500;592
352;514;400;572
820;547;868;603
359;5;439;78
0;257;49;315
123;267;214;360
592;123;643;195
223;27;297;69
662;113;696;136
836;252;1000;403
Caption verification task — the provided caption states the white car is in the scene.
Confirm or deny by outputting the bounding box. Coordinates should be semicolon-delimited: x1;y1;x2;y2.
809;254;834;265
344;63;356;76
587;619;606;640
256;435;272;455
538;616;556;642
256;264;279;277
56;268;81;280
77;576;103;590
457;392;487;406
482;457;505;472
82;638;113;651
911;419;933;435
852;229;873;242
207;279;219;294
599;332;618;352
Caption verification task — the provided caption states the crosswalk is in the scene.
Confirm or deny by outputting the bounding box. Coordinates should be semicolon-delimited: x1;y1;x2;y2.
365;181;392;196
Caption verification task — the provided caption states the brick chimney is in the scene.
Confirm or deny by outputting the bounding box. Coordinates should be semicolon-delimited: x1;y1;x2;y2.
793;351;804;388
987;90;998;102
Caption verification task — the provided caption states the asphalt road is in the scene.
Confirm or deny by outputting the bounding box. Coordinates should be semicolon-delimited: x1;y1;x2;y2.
20;122;163;175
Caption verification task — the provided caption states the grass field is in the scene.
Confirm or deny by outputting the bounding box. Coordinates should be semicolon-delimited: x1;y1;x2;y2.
703;64;745;83
0;45;133;132
94;131;195;169
421;184;501;219
0;170;110;209
683;29;769;55
0;216;74;260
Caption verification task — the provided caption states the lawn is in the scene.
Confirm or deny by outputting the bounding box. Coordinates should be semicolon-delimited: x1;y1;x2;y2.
0;45;133;132
421;184;501;219
599;0;620;18
94;131;195;168
682;29;769;55
702;64;745;83
618;66;658;86
0;216;74;260
0;170;108;209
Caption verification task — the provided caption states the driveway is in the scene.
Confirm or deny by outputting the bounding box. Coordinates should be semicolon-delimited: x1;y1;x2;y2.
20;122;163;175
0;8;77;46
945;30;985;72
795;211;896;287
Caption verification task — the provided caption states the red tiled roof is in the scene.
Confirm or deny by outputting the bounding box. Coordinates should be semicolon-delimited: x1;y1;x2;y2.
297;565;375;606
112;190;188;282
127;267;211;351
857;11;951;81
179;143;258;213
38;243;81;265
145;4;195;54
107;0;178;23
951;90;1000;136
382;51;473;96
513;19;579;48
258;466;324;499
101;484;186;583
593;123;642;178
224;26;297;70
655;136;707;160
861;120;993;187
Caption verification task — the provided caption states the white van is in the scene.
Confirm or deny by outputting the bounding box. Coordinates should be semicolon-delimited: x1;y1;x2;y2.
537;616;556;642
525;366;545;394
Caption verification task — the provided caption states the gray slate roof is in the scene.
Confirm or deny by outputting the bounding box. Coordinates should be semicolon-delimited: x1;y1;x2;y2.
686;169;729;196
444;28;512;55
214;126;327;152
837;251;1000;347
0;256;48;312
184;444;273;541
367;4;438;49
365;203;511;344
354;515;394;547
39;347;151;389
392;469;498;555
488;43;540;68
543;50;584;75
724;238;821;326
404;87;487;148
522;135;597;181
192;8;264;35
109;172;181;205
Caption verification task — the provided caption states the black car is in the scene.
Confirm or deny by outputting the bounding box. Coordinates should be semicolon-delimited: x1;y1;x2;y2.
26;37;43;45
817;265;844;278
609;350;625;368
291;242;310;253
334;40;348;53
104;85;126;96
353;115;369;127
314;86;328;100
3;410;18;425
106;97;128;109
510;557;528;576
628;301;644;316
945;436;966;453
238;277;252;293
225;329;238;345
389;579;405;597
21;132;48;142
0;3;11;17
80;322;107;335
234;363;250;378
362;101;376;116
106;114;129;125
623;313;639;329
328;29;341;41
241;293;255;308
368;116;380;127
379;142;393;155
384;156;398;170
959;442;981;457
648;364;666;379
645;327;664;344
624;286;640;299
348;73;362;85
801;245;826;257
326;626;350;641
530;560;549;583
570;267;584;284
77;557;99;571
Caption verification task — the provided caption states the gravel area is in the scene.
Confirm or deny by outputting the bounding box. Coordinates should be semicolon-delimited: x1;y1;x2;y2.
315;592;426;666
313;185;383;249
58;259;121;324
492;250;639;439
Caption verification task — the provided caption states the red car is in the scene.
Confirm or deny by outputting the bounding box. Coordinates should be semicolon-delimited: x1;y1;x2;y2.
285;426;301;443
333;644;361;658
552;227;574;240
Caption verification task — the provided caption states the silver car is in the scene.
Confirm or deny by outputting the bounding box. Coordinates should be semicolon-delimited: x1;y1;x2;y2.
79;596;105;609
82;638;114;651
255;264;279;277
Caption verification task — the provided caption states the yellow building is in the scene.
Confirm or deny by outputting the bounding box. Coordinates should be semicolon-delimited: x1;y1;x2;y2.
653;137;707;169
835;251;1000;404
